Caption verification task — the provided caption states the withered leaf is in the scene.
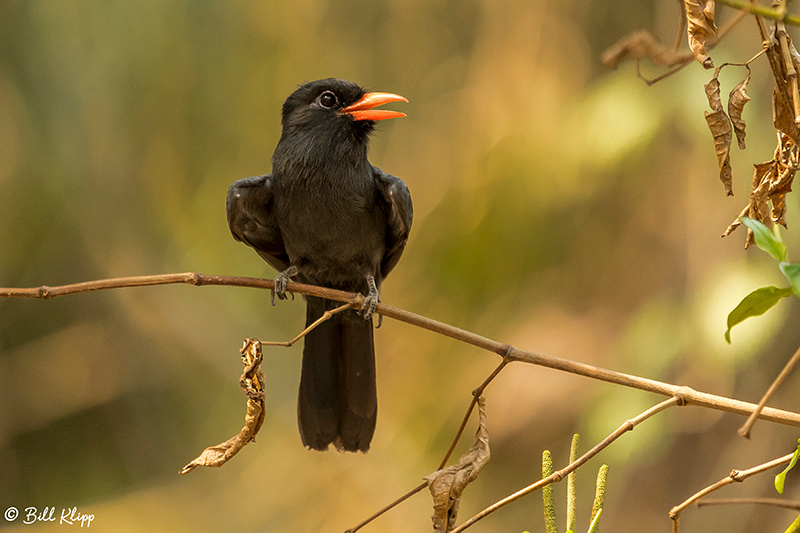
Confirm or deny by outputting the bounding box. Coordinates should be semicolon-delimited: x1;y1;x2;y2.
685;0;718;69
704;77;734;195
601;29;693;70
723;132;798;247
179;339;266;475
772;40;800;146
425;397;490;532
728;70;751;150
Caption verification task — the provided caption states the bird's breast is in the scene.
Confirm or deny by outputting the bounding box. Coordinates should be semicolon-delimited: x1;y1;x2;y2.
274;176;386;287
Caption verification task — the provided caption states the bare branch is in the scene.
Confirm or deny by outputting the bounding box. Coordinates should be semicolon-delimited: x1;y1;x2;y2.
716;0;800;26
739;344;800;437
4;273;800;428
347;358;511;533
450;396;682;532
697;497;800;510
669;453;795;530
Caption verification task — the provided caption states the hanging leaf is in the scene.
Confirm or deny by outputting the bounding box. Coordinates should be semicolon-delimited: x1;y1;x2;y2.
704;76;734;195
179;339;266;474
740;216;787;261
685;0;718;69
728;70;751;150
775;440;800;494
724;286;793;343
425;397;490;532
780;262;800;299
772;39;800;146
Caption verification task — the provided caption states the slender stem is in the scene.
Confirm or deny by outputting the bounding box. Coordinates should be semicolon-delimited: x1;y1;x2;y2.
739;344;800;437
450;397;682;532
717;0;800;25
697;497;800;510
668;453;794;526
260;303;352;347
346;357;511;532
4;273;800;428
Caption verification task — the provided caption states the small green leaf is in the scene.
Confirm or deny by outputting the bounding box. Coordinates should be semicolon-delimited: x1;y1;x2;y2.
725;286;794;343
740;216;788;261
780;262;800;300
775;439;800;494
785;513;800;533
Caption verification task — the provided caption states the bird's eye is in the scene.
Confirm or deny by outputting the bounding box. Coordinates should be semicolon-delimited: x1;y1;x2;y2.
318;91;338;109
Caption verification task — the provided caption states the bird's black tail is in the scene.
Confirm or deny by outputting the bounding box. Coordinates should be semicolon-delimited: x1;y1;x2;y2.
298;296;377;452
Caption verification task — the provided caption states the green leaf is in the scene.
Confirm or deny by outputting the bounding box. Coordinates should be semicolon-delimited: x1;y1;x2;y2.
780;262;800;300
785;513;800;533
775;439;800;494
725;286;794;343
740;216;787;261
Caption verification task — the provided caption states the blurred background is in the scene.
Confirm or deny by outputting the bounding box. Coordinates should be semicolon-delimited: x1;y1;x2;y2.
2;1;800;531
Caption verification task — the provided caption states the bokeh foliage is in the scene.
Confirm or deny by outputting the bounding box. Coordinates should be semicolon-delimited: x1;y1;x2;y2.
2;1;800;531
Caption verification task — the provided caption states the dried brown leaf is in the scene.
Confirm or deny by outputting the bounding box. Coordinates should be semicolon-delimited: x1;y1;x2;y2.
772;40;800;146
179;339;266;475
768;135;797;227
728;70;751;150
773;83;800;146
704;77;734;195
601;29;693;70
425;397;490;532
685;0;718;69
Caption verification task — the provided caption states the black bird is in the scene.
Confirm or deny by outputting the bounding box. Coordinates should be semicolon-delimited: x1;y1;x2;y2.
226;79;412;452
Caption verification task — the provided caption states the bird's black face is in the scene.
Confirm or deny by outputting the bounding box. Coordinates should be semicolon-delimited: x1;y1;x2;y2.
280;78;407;143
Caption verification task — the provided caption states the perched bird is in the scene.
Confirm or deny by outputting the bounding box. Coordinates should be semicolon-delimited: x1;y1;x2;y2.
226;79;412;452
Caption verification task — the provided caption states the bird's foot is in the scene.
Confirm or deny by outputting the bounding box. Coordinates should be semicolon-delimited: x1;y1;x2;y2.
271;265;299;305
360;274;381;324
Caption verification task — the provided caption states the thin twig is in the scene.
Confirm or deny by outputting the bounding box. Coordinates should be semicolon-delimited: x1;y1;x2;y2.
346;356;512;532
739;344;800;437
438;356;511;470
638;8;749;85
4;273;800;428
450;396;683;532
344;483;428;533
260;303;352;347
717;0;800;25
697;497;800;510
668;453;795;532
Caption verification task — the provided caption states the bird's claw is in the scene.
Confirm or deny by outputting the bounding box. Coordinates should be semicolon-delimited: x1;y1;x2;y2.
359;292;380;321
271;265;298;305
360;274;381;322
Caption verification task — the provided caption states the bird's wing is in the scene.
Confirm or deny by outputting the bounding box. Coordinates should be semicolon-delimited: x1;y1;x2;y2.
226;174;290;273
373;166;413;279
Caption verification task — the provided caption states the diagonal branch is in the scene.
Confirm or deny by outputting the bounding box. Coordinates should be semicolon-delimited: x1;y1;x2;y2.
451;396;683;532
3;272;800;428
668;453;795;531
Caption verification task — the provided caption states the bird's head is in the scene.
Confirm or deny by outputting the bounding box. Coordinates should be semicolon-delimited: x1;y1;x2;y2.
279;78;407;145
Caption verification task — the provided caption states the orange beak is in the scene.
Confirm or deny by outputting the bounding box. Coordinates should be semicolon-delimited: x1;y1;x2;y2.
341;92;408;121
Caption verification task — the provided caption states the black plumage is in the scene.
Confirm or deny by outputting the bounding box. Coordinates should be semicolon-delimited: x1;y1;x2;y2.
226;78;412;452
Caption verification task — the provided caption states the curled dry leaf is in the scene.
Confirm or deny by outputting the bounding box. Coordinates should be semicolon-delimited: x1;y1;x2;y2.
772;40;800;146
684;0;718;69
728;70;751;150
704;76;734;196
425;397;490;532
179;338;266;475
723;134;798;247
601;29;693;70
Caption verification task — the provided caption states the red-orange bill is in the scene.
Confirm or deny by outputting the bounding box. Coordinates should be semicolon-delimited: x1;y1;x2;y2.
341;92;408;121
